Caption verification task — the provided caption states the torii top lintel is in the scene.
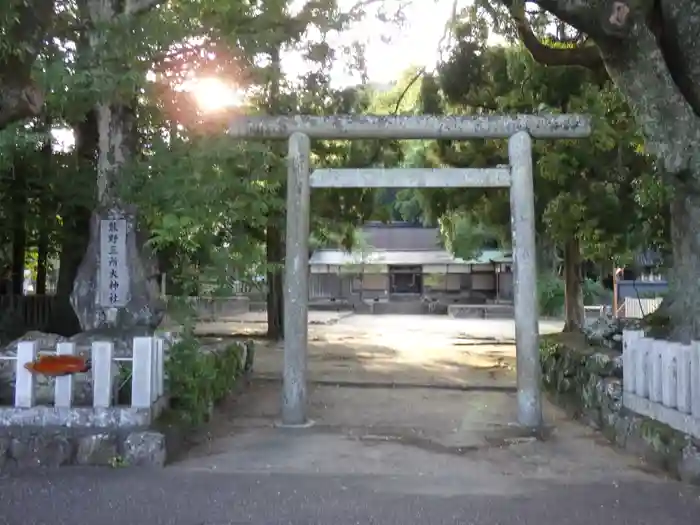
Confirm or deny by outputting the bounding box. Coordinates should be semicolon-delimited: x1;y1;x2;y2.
228;114;591;140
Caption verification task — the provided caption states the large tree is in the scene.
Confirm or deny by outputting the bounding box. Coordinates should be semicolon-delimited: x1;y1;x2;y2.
0;0;399;340
478;0;700;340
373;10;668;330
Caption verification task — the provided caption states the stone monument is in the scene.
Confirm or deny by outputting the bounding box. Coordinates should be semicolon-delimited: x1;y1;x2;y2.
70;206;164;333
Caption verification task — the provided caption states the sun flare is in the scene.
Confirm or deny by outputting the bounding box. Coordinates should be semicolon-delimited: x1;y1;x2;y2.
188;77;245;112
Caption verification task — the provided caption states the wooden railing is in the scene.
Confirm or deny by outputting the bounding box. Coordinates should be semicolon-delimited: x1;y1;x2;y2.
163;295;250;321
0;295;56;330
0;336;167;428
0;294;253;333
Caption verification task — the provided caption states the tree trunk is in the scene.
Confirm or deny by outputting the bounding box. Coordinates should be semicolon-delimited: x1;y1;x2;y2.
10;165;27;296
46;208;91;336
266;221;284;340
0;0;53;130
591;19;700;340
66;0;164;332
46;110;96;336
55;212;92;298
264;42;285;340
36;121;53;296
661;185;700;342
36;227;49;295
70;102;164;331
563;237;584;332
536;234;558;274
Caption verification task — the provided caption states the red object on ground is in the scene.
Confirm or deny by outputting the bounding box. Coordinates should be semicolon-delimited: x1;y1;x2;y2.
24;354;91;377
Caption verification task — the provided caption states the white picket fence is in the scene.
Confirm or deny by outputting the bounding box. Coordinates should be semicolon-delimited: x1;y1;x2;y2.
622;330;700;438
622;297;663;319
1;336;165;411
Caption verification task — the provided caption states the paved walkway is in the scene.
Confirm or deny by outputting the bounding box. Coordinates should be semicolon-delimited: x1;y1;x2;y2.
2;315;700;524
1;467;699;525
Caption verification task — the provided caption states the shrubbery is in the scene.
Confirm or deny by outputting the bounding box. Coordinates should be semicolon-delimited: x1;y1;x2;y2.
165;334;253;425
538;273;610;317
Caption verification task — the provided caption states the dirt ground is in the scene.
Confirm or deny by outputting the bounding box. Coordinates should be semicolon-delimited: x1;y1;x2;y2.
174;313;672;494
195;313;564;388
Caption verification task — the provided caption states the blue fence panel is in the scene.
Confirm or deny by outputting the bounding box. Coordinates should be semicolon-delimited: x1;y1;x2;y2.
617;280;667;299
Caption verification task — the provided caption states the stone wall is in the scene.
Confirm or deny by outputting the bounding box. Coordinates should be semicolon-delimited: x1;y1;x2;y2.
0;428;166;469
162;296;251;324
448;303;514;319
540;334;700;485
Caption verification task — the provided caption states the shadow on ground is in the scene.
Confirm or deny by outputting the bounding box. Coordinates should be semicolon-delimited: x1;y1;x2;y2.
192;313;560;389
170;313;679;495
174;375;669;491
2;314;698;525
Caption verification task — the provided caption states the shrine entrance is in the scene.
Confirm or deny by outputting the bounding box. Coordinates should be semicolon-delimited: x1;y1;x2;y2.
389;265;422;295
228;114;591;429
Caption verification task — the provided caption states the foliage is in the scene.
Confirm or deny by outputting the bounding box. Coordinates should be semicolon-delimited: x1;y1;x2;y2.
470;0;700;338
368;9;668;329
438;210;504;261
115;361;134;405
0;0;413;341
165;333;250;426
537;273;609;317
123;130;278;295
539;335;616;411
0;0;675;341
428;13;665;266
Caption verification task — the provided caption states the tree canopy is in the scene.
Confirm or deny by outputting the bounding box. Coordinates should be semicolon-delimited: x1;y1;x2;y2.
0;0;409;340
474;0;700;339
0;0;692;342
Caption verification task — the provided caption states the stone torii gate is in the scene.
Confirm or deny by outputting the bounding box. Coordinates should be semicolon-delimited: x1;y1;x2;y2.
228;115;591;429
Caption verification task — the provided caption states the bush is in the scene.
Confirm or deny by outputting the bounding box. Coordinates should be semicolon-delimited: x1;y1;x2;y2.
538;273;610;317
165;335;252;425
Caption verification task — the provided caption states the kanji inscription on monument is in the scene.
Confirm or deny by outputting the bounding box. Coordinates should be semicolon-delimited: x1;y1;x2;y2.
99;219;129;307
